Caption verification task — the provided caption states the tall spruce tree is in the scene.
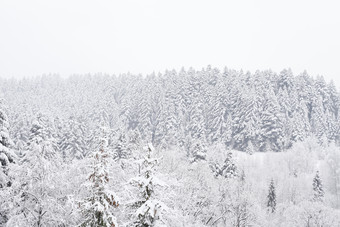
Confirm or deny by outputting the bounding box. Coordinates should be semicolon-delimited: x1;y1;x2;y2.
312;171;324;202
0;97;15;227
232;88;260;152
0;97;15;188
129;143;166;227
267;179;276;213
80;126;119;227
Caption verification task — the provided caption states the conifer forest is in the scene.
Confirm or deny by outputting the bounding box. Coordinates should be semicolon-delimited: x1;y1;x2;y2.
1;67;340;226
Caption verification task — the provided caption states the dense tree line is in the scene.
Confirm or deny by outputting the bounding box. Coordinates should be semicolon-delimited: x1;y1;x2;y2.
1;67;339;159
0;67;340;226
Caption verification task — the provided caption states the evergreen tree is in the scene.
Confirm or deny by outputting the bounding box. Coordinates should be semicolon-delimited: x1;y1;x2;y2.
267;179;276;213
189;139;207;163
232;87;260;152
6;117;65;226
210;151;237;178
129;143;166;227
0;97;15;227
187;100;206;141
0;97;15;188
113;133;129;161
137;87;152;142
245;140;255;155
26;114;58;159
80;126;119;227
312;171;324;202
149;83;164;146
259;89;284;152
161;84;181;148
327;80;339;120
277;68;294;92
58;117;87;161
206;79;228;145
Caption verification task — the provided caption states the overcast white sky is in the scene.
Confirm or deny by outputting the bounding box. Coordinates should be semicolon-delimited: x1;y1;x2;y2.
0;0;339;88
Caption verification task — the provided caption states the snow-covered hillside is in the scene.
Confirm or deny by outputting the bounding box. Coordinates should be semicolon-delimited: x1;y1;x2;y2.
1;69;340;226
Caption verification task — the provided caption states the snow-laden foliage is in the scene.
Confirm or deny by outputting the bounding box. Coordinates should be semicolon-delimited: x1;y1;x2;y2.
129;143;167;227
0;68;340;226
1;67;340;157
5;116;70;226
0;97;15;227
0;97;15;187
80;127;119;227
210;151;237;178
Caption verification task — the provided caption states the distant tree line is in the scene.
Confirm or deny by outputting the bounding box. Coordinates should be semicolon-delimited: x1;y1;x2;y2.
1;66;339;160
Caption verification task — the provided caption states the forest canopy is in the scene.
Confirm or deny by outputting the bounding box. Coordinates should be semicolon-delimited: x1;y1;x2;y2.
0;66;340;226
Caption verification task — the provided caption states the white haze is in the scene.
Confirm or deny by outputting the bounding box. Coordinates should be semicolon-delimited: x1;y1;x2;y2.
0;0;339;88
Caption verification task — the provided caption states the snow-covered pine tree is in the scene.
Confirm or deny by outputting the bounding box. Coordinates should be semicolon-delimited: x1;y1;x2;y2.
259;88;284;152
312;171;324;202
186;72;207;144
80;126;119;227
129;143;166;227
137;86;152;142
161;80;181;148
0;97;15;226
187;100;206;142
6;116;66;226
232;87;260;152
189;139;207;163
210;151;237;178
58;117;86;161
113;131;129;162
224;114;233;148
245;140;255;155
27;113;58;159
149;83;164;146
267;179;276;213
0;97;15;188
206;85;227;145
